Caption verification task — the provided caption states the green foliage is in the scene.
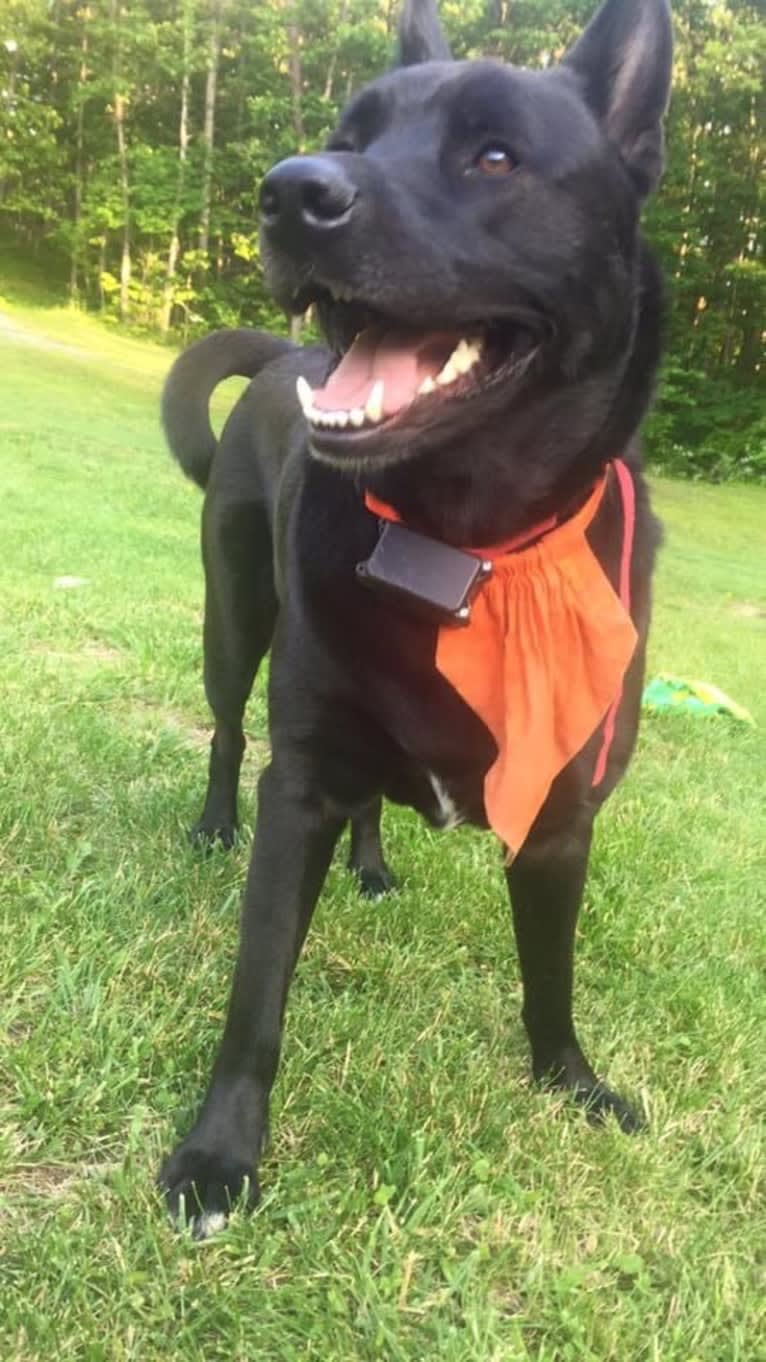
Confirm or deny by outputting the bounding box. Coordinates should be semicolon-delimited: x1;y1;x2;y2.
0;0;762;479
646;358;766;481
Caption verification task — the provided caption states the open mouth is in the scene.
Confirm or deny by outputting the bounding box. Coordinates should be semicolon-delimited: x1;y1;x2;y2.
297;326;487;434
292;287;533;456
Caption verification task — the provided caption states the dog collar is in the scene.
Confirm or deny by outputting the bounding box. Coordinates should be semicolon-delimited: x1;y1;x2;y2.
364;490;559;559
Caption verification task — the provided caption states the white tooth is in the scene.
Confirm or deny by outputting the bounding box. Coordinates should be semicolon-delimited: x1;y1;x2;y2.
313;409;332;427
447;338;482;376
417;376;436;395
453;340;473;374
434;337;484;385
450;340;467;371
350;407;365;427
335;411;349;429
296;375;314;416
365;379;384;424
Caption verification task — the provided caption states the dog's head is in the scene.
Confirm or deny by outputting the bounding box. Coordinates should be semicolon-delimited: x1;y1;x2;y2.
259;0;672;477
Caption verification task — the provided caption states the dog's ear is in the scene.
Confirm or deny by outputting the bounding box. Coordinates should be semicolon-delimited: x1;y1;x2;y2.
563;0;673;196
397;0;451;66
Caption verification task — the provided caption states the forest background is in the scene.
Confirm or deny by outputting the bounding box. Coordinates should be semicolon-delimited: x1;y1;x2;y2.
0;0;762;480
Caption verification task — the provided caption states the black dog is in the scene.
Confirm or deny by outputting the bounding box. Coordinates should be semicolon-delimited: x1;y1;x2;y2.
159;0;672;1235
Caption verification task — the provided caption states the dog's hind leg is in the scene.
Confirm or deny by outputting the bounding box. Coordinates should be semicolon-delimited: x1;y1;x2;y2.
191;499;276;850
506;813;643;1134
348;797;397;898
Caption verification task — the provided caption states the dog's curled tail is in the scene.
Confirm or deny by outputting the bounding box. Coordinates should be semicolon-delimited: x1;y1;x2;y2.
162;328;294;489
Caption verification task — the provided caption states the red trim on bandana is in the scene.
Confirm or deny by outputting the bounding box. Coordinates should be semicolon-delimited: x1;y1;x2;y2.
591;457;636;788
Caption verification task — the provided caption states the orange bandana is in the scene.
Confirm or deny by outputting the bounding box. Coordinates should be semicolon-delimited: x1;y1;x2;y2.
366;462;638;856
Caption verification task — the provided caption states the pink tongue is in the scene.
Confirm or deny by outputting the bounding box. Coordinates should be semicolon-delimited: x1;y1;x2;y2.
312;327;459;415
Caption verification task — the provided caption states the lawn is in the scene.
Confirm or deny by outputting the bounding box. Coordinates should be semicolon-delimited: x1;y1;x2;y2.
1;299;764;1362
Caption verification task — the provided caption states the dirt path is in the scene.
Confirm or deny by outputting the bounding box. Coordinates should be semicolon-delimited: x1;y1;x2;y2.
0;309;91;358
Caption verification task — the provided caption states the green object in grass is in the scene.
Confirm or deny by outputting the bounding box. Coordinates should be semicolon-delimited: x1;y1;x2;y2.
642;673;754;724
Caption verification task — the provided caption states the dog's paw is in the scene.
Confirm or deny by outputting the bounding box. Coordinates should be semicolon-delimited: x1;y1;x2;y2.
540;1076;644;1134
533;1048;644;1134
188;819;238;852
158;1145;259;1238
570;1081;645;1134
355;864;398;899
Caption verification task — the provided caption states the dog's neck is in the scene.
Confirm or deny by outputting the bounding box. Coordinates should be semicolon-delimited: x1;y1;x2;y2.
361;404;614;549
360;246;662;549
363;489;560;556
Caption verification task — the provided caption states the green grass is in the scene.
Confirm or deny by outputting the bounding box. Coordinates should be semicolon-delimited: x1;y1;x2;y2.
1;298;764;1362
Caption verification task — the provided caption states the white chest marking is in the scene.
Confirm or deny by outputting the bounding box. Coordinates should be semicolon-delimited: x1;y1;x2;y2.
428;772;463;831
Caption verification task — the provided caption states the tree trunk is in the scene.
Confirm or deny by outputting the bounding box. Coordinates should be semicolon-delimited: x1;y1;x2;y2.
286;18;305;149
98;238;107;311
737;321;760;375
69;19;89;303
114;92;131;320
735;99;761;377
109;0;131;321
286;5;306;340
323;0;348;102
0;46;19;207
161;0;193;334
199;0;224;257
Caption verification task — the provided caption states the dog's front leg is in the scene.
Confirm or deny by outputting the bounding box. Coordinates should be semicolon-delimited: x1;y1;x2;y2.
160;761;343;1235
506;816;643;1133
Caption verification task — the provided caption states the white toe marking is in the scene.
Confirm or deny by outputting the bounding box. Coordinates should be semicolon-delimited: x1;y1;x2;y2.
195;1211;227;1238
428;772;463;830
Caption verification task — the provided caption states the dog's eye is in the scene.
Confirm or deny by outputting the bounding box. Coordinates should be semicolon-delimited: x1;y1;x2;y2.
476;146;514;177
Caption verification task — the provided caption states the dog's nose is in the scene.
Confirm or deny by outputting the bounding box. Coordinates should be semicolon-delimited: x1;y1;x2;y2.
259;156;358;236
